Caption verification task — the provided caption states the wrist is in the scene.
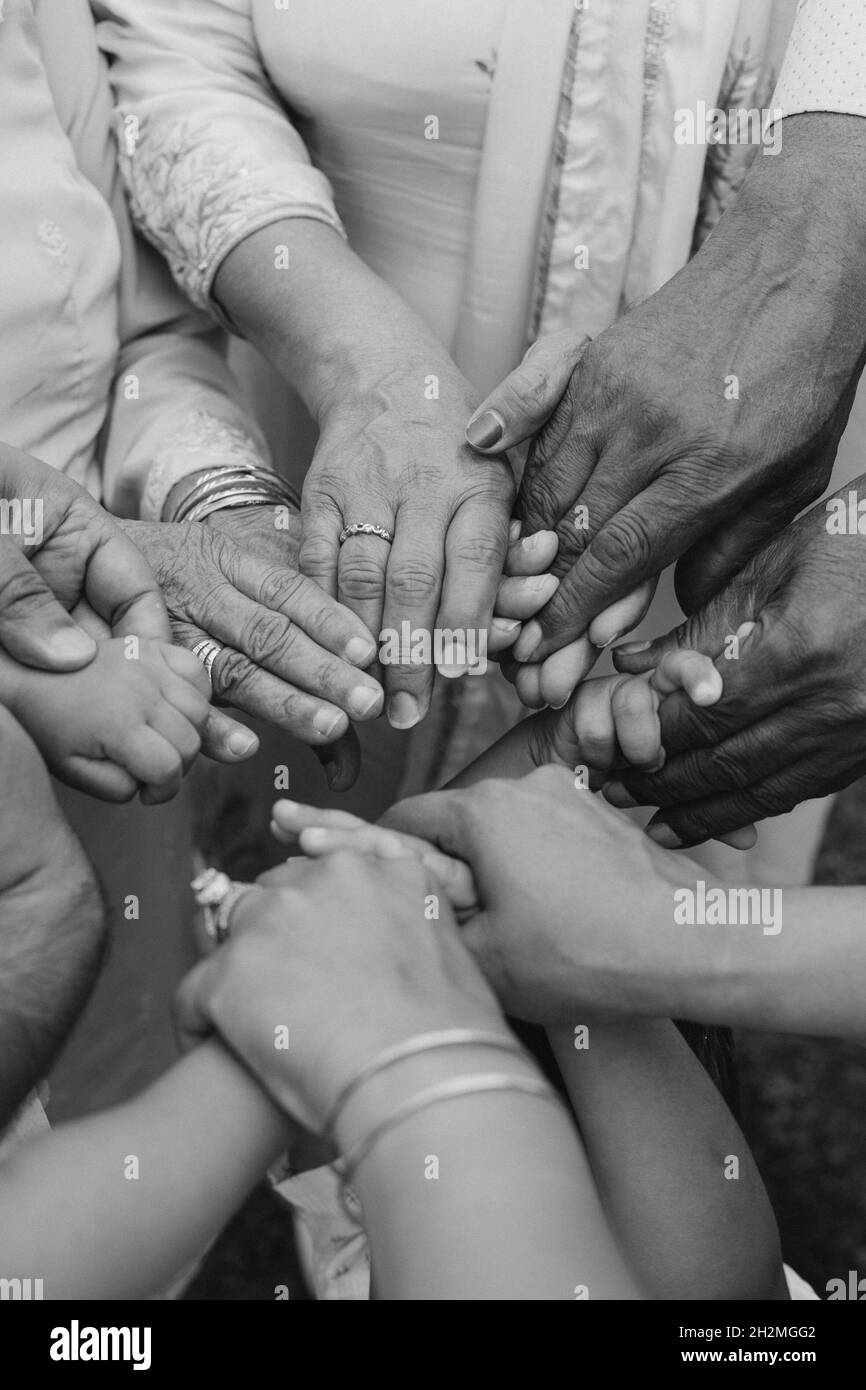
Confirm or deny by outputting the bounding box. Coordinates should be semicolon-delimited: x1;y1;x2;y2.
332;1034;538;1160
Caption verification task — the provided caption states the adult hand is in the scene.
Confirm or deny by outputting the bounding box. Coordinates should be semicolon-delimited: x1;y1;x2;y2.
385;766;686;1024
0;442;170;669
122;515;383;786
174;851;503;1133
471;115;866;662
605;477;866;846
300;351;513;728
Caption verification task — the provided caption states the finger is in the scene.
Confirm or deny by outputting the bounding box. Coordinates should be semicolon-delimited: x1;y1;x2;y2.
161;642;212;700
247;565;379;670
436;491;509;683
201;707;261;764
652;649;723;706
487;616;523;656
174;955;221;1052
517;475;711;660
611;701;823;812
121;728;184;805
608;676;663;771
0;540;97;670
494;572;559;621
298;491;342;600
147;703;202;773
87;531;172;643
514;662;546;708
644;753;832;848
171;621;350;744
312;725;362;792
62;756;139;802
587;579;657;649
381;789;467;859
503;529;559;577
568;677;620;770
537;636;598;709
270;799;367;845
379;510;446;722
465;332;591;453
298;824;477;910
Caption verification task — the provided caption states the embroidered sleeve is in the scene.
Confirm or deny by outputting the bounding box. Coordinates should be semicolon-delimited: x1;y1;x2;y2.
95;0;345;316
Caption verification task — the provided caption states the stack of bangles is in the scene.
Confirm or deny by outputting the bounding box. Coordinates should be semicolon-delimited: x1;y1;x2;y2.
325;1029;563;1197
164;462;301;523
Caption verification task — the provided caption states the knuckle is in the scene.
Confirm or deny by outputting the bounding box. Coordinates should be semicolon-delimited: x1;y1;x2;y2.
257;566;304;611
243;610;298;666
213;647;254;701
339;556;386;605
0;566;49;619
589;513;652;577
387;562;440;610
299;535;334;576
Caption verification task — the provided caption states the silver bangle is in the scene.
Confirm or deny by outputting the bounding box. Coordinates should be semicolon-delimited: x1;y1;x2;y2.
168;465;300;522
184;487;292;524
334;1071;561;1185
323;1028;525;1140
190;866;255;944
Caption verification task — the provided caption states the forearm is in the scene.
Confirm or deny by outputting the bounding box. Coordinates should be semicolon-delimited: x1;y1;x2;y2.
213;218;472;422
0;1040;292;1298
549;1020;785;1300
334;1041;640;1300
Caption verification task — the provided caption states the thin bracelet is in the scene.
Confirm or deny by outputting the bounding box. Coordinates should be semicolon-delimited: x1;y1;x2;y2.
335;1071;561;1184
184;487;291;523
169;466;300;522
169;464;265;520
323;1028;525;1139
176;477;299;522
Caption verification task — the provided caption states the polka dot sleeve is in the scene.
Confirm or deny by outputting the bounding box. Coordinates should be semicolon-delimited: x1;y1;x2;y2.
772;0;866;120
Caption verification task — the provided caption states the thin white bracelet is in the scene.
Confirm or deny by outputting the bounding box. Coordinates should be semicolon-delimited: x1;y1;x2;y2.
335;1071;562;1185
323;1028;524;1139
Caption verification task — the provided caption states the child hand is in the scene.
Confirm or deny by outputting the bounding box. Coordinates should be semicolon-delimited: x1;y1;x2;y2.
492;522;657;707
269;800;478;918
523;648;755;849
2;638;211;804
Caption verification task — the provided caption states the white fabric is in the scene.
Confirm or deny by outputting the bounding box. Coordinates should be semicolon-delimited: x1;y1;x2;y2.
773;0;866;120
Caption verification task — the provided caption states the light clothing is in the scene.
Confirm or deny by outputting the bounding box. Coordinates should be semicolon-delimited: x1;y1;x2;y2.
773;0;866;119
0;0;270;1118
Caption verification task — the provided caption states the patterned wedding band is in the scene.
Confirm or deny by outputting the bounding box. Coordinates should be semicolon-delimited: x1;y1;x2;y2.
190;866;254;945
338;522;394;545
191;638;222;683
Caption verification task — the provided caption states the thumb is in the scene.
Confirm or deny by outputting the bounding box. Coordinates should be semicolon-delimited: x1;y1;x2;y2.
0;540;96;670
611;577;758;677
465;332;590;454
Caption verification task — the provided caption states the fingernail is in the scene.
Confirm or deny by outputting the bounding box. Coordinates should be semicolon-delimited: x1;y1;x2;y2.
599;629;625;650
736;621;756;642
387;691;422;729
322;758;340;790
227;728;258;758
48;628;97;662
344;636;377;666
509;519;522;543
692;678;722;706
647;823;684;850
613;639;651;655
465;409;505;450
521;532;542;552
314;710;345;738
348;685;382;718
492;617;520;634
513;619;543;662
300;827;327;848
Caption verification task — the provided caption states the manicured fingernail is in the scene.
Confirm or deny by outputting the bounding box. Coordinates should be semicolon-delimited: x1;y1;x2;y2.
647;823;684;850
492;617;520;634
613;639;651;655
48;628;97;662
387;691;422;729
348;685;382;718
227;728;259;758
344;636;377;666
314;710;345;738
513;619;543;662
508;519;522;543
465;409;505;450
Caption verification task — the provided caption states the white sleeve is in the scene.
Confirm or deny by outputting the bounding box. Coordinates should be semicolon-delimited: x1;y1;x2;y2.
772;0;866;120
94;0;345;317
